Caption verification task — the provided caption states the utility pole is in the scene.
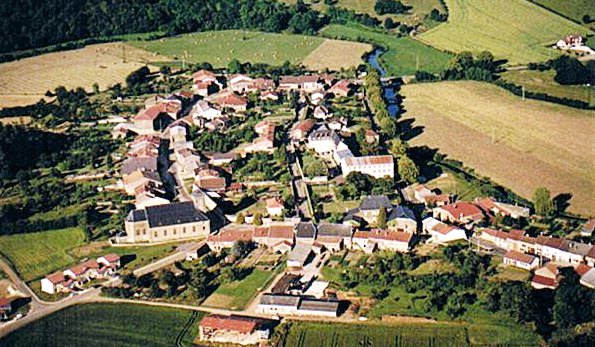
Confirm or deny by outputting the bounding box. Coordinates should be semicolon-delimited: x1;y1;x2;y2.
521;85;525;101
122;44;126;63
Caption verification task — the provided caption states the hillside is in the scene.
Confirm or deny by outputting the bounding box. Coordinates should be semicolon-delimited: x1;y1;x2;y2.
418;0;592;64
402;81;595;215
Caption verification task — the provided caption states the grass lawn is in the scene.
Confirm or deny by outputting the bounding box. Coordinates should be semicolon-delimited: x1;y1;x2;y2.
418;0;592;65
407;259;457;276
500;69;594;105
491;265;532;282
0;228;86;282
402;81;594;216
320;24;451;76
27;204;86;223
202;268;278;310
0;303;202;347
532;0;595;25
424;172;486;202
322;200;360;214
128;30;371;71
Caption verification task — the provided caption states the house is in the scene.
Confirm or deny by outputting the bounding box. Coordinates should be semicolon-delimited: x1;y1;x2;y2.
124;202;210;243
316;223;353;251
279;75;323;92
132;104;177;133
228;74;254;93
195;168;226;193
41;272;69;294
341;155;394;179
365;129;379;144
122;170;162;196
580;268;595;289
310;91;327;105
273;240;293;254
581;219;595;237
354;195;392;225
168;125;187;144
134;185;169;209
387;205;417;233
198;314;272;345
193;69;222;91
556;34;584;49
210;92;249;112
475;197;530;219
287;242;313;268
306;125;341;156
290;119;316;142
191;100;222;121
207;224;254;252
244;121;275;155
404;184;450;207
433;202;484;225
260;90;279;101
0;298;12;320
503;250;540;270
327;117;347;132
531;263;560;289
295;222;316;242
535;237;591;265
422;217;467;244
121;156;158;176
97;254;121;269
259;224;295;248
352;229;414;253
313;105;330;120
265;197;285;217
587;246;595;267
258;294;301;315
296;298;340;317
329;80;352;98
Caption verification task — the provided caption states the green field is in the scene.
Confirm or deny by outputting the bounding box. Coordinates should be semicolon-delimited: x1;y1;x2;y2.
320;24;451;76
0;228;86;282
531;0;595;25
202;268;277;310
0;303;202;347
501;69;594;104
282;321;538;347
418;0;592;64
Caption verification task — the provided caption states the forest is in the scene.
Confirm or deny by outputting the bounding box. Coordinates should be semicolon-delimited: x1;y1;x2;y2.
0;0;326;54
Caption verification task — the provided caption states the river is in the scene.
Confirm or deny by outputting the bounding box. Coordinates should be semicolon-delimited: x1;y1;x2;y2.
366;48;400;118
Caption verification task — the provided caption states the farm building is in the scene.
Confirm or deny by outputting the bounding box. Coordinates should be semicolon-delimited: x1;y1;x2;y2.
198;314;272;345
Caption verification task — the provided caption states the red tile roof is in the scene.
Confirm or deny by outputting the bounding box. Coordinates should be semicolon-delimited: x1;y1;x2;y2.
531;275;557;288
199;314;260;334
504;250;536;264
575;264;592;276
193;69;217;81
355;229;413;242
45;272;65;284
343;155;393;166
293;118;316;133
268;225;294;239
440;202;484;220
587;246;595;259
81;259;99;269
104;253;121;263
266;197;284;209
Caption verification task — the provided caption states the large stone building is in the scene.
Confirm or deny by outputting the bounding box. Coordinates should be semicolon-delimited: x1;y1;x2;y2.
125;202;210;243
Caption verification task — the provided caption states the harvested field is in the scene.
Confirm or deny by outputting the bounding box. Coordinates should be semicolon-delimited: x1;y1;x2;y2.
0;42;168;108
418;0;592;64
301;39;372;71
401;81;594;215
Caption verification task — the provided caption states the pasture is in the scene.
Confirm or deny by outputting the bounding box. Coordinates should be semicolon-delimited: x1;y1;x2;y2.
0;227;86;282
0;43;168;108
531;0;595;25
401;81;595;215
128;30;371;71
500;69;594;105
202;268;276;310
0;303;201;347
320;24;451;76
418;0;592;64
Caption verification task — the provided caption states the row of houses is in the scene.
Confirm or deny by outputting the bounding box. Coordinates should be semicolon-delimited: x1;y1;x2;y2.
41;254;120;294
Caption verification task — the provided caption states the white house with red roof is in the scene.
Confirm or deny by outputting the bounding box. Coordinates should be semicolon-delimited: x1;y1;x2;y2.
341;155;394;179
260;90;279;101
352;229;414;253
475;197;530;219
433;202;484;225
265;197;285;217
41;272;69;294
503;250;539;270
329;80;352;98
422;217;467;244
198;314;271;345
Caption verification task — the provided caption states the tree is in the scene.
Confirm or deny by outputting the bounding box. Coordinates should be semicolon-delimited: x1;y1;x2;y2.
374;0;409;15
227;59;243;74
92;83;99;94
236;212;245;224
377;207;387;229
553;268;594;329
549;56;590;85
253;212;263;226
397;155;419;184
384;18;396;29
232;240;253;258
389;138;408;157
533;187;554;216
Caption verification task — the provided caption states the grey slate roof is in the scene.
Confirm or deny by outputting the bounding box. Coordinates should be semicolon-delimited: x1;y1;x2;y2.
387;205;415;221
360;195;392;211
127;202;208;227
317;223;352;237
298;298;340;313
296;222;316;239
121;157;158;175
260;294;300;307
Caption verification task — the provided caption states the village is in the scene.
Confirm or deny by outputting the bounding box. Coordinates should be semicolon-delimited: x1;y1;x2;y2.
2;65;583;346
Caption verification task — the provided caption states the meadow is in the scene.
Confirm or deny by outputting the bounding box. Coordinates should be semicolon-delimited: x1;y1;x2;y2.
0;42;168;108
401;81;595;215
282;320;538;347
500;69;594;105
128;30;372;71
320;24;451;76
202;268;277;310
0;303;202;347
0;227;86;282
531;0;595;25
418;0;592;64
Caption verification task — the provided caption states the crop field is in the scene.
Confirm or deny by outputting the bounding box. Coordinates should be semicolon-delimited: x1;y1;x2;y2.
284;322;467;347
0;303;202;347
401;81;595;215
532;0;595;25
500;69;594;105
0;227;86;282
418;0;592;64
129;30;371;71
0;43;168;108
202;268;276;310
320;24;451;76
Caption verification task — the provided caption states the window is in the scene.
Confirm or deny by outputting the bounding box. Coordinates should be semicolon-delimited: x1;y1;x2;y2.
192;226;196;233
164;230;167;237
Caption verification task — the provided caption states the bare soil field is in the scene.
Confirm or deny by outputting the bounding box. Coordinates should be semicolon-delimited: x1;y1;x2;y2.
301;39;372;71
0;42;168;108
402;81;594;216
